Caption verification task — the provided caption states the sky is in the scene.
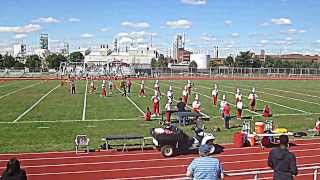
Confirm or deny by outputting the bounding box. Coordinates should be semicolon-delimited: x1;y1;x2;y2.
0;0;320;57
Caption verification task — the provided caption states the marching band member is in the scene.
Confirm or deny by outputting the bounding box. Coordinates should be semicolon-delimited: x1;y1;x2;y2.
262;104;272;118
192;94;201;113
236;96;243;120
154;80;160;94
108;80;113;95
139;80;146;97
248;88;258;111
89;80;96;94
212;84;219;106
167;85;173;102
165;98;173;123
220;94;227;119
182;86;189;104
101;81;107;97
235;88;242;104
187;80;192;95
151;91;160;117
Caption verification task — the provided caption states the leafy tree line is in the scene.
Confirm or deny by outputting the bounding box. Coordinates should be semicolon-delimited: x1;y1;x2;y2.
0;52;84;69
214;51;320;68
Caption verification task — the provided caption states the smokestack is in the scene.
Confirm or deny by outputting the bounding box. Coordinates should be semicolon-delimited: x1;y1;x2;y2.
216;46;219;58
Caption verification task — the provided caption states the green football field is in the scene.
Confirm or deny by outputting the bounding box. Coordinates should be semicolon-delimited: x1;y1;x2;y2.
0;79;319;153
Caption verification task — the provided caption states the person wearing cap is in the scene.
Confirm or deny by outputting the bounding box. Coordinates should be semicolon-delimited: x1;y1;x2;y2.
182;86;189;104
192;94;201;113
187;144;224;180
139;80;145;97
151;91;160;117
167;86;173;102
187;80;192;94
235;88;242;104
236;97;243;120
268;135;297;180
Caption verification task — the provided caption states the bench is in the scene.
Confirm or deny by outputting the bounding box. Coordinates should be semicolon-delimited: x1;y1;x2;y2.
102;135;150;151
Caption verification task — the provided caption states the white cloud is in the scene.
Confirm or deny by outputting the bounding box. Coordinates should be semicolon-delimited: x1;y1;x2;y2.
69;18;80;22
201;34;216;42
81;33;94;38
119;37;133;44
166;19;192;29
181;0;206;5
299;29;306;33
260;22;270;26
121;21;149;29
271;18;292;25
260;40;269;44
316;40;320;43
135;38;145;43
100;27;111;32
224;20;232;26
13;34;27;39
118;31;156;39
280;28;306;34
32;17;60;23
231;33;240;38
118;32;129;37
285;37;293;41
0;24;42;33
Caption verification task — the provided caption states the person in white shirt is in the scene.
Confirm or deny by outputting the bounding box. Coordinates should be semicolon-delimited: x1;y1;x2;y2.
154;80;160;94
236;97;243;120
220;95;227;119
248;88;258;111
165;98;172;123
182;86;189;104
235;88;242;104
212;84;219;106
151;91;160;116
167;85;173;102
187;80;192;95
192;94;201;113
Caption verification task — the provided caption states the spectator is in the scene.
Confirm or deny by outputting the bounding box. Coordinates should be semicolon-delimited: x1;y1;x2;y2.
176;97;186;125
187;144;224;180
1;158;27;180
268;135;297;180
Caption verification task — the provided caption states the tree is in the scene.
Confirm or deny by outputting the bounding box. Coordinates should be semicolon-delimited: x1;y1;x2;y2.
25;55;41;68
235;51;254;67
0;54;3;68
189;61;198;72
151;58;158;68
225;56;234;66
14;61;25;68
3;54;16;68
68;52;84;62
46;54;67;69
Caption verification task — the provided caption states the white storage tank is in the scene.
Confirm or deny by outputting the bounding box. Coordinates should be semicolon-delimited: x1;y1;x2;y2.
190;54;210;69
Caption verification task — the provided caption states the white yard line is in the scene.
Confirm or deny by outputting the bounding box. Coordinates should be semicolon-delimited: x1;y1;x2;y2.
173;81;260;115
212;84;311;114
116;87;145;115
82;80;88;121
222;84;320;106
265;87;320;99
13;85;60;123
0;81;42;100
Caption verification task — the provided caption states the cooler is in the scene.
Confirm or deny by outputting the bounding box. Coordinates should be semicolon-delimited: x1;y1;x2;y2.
233;132;245;147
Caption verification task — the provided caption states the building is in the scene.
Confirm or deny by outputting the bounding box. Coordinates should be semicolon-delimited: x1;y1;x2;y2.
190;54;210;69
172;33;185;60
40;33;49;50
177;48;192;62
256;50;320;63
13;44;26;58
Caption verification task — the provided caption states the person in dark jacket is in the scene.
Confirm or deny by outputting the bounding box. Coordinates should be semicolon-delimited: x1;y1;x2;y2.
268;135;297;180
1;158;27;180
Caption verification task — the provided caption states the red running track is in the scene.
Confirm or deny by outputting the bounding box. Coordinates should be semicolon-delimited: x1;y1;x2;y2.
0;138;319;180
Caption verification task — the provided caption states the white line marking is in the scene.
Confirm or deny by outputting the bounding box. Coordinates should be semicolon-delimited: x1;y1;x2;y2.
37;127;50;129
0;81;42;100
82;80;88;121
214;84;311;114
22;154;320;177
13;85;60;123
265;87;320;99
116;87;145;115
0;112;319;124
222;84;320;106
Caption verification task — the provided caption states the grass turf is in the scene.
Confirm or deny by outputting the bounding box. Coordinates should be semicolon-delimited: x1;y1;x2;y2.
0;79;319;153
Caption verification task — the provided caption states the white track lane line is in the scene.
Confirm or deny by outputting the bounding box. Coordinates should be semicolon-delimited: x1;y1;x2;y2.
173;81;260;115
13;84;60;123
0;81;42;100
116;87;145;115
22;154;320;177
222;84;320;106
82;80;88;121
199;84;311;114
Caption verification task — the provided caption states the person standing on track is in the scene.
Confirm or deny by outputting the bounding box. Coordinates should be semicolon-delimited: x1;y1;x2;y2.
248;88;258;111
187;144;224;180
212;84;219;106
151;91;160;117
268;135;297;180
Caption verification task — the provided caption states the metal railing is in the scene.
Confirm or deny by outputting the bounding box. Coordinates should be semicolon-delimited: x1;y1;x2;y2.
226;166;320;180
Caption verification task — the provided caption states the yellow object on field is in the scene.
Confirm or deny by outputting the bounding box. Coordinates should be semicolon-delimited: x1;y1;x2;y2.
274;128;288;133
